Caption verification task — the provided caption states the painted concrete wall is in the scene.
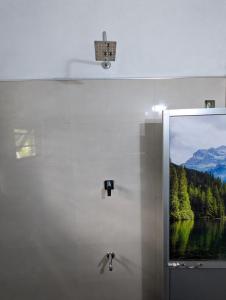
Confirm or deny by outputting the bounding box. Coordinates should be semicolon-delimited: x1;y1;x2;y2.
0;78;224;300
0;0;226;79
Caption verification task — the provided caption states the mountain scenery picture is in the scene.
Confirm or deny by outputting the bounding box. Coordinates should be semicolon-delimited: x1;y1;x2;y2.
170;114;226;260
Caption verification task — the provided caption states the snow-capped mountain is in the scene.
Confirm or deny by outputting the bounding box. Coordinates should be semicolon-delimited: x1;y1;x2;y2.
184;145;226;182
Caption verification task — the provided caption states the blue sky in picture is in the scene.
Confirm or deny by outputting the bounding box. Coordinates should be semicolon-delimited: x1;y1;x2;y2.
170;114;226;182
170;115;226;165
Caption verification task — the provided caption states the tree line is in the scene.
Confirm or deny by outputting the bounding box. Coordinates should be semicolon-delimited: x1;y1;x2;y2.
170;163;226;221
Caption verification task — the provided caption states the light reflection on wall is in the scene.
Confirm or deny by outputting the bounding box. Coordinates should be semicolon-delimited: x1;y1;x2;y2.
14;129;36;159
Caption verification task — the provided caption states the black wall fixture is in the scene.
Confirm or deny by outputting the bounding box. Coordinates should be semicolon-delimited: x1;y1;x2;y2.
104;180;114;196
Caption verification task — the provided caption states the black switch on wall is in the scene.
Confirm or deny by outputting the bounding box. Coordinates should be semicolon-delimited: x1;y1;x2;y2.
104;180;114;196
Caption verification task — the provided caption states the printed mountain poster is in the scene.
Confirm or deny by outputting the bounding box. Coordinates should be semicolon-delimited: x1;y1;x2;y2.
170;114;226;260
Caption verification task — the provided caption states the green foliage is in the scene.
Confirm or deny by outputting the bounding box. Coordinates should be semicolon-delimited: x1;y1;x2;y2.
213;185;225;218
170;163;226;220
170;165;181;220
206;187;217;218
178;168;194;220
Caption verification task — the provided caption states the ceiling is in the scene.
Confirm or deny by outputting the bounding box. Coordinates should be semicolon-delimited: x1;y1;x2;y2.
0;0;225;79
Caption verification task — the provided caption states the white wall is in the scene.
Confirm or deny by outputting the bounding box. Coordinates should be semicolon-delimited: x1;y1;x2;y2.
0;0;225;79
0;78;224;300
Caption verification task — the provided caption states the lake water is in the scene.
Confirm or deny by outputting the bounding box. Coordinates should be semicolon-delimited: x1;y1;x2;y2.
170;219;226;260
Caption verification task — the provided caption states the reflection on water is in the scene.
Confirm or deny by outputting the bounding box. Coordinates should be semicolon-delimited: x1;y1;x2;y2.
14;129;36;159
171;220;194;257
170;219;226;260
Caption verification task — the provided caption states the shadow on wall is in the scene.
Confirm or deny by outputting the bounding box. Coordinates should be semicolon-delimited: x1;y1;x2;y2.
65;58;100;78
140;121;163;300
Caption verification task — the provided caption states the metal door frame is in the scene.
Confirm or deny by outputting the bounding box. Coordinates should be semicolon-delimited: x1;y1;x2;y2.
163;108;226;300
